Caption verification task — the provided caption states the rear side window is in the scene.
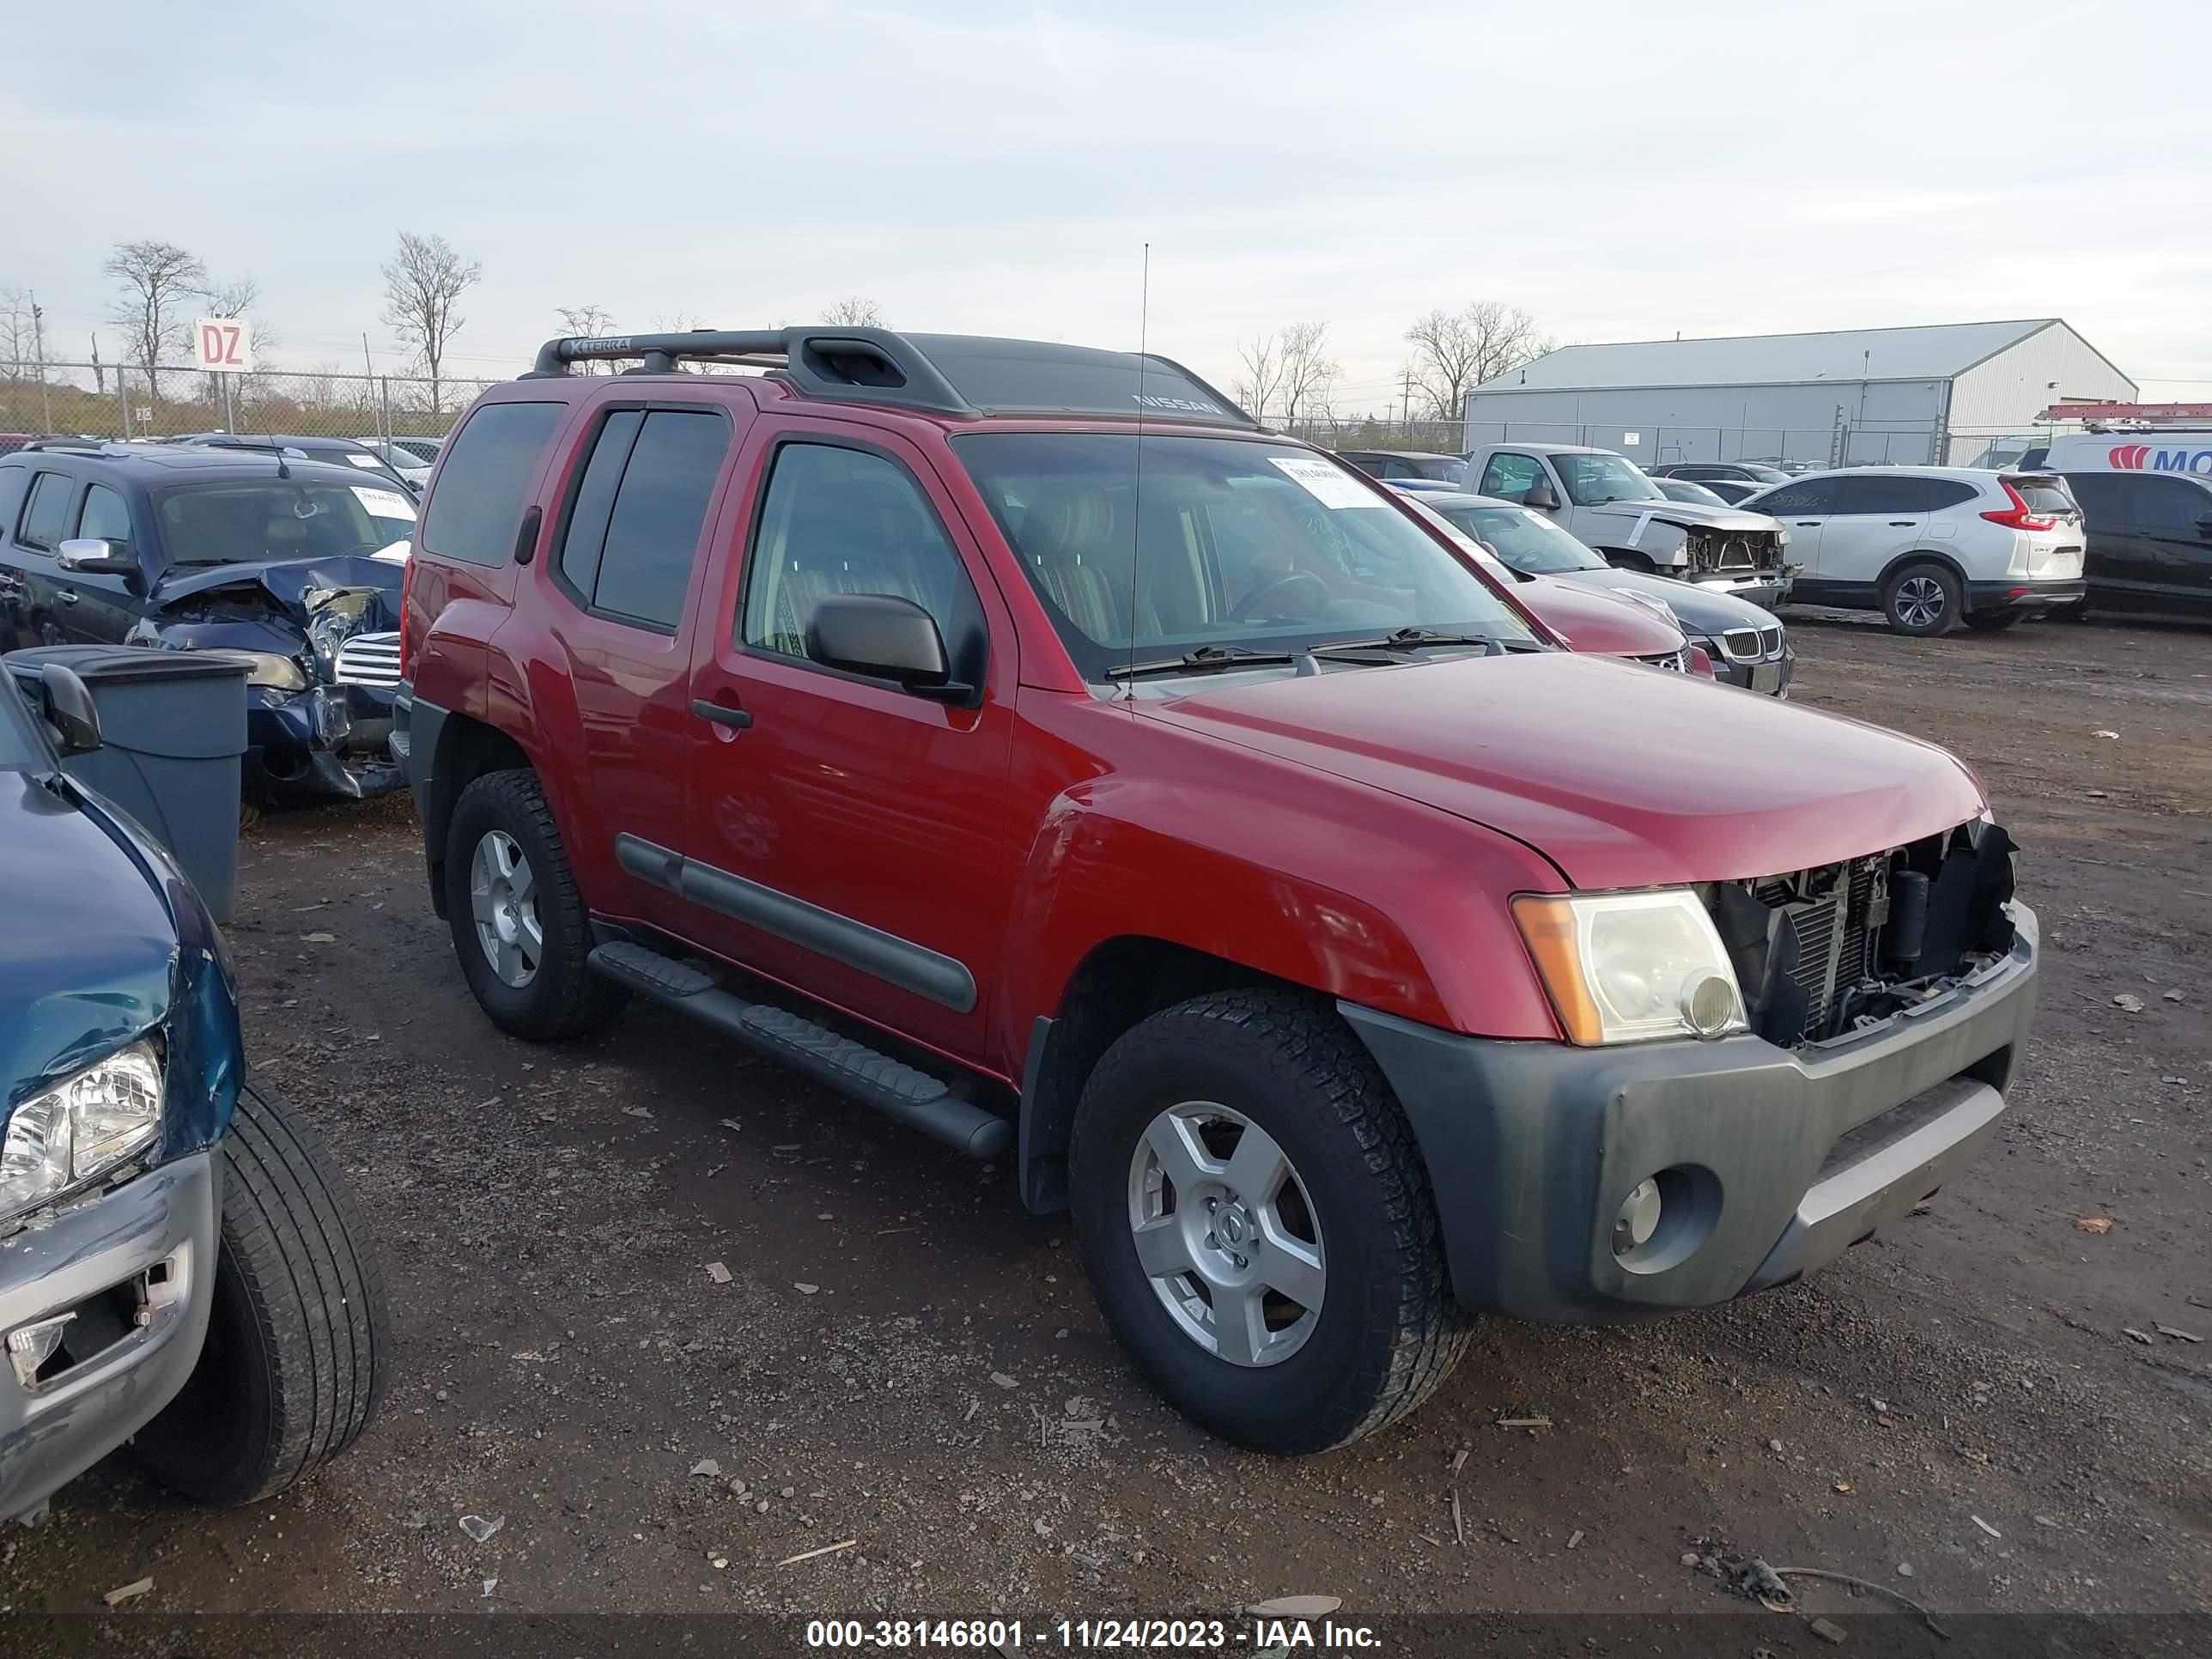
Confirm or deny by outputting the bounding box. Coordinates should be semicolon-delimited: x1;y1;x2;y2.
18;471;74;550
0;465;28;539
420;401;565;567
1748;477;1838;515
1834;475;1978;514
555;407;729;630
2063;471;2130;523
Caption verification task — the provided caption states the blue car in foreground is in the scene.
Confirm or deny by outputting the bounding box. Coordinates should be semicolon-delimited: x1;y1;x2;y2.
0;659;385;1522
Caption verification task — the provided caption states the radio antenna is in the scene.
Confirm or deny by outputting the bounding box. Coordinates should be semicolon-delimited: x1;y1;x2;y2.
1125;241;1150;694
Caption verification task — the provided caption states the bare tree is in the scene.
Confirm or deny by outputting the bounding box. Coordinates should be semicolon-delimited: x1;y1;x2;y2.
381;232;483;417
0;289;39;374
1403;301;1551;422
1278;321;1341;430
1232;331;1285;422
821;297;887;327
104;240;208;410
652;309;708;332
556;304;619;374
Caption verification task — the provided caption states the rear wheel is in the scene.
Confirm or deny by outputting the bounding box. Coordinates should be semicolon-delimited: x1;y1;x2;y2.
135;1079;388;1506
1067;990;1470;1453
1881;561;1960;636
445;769;627;1040
1602;550;1657;575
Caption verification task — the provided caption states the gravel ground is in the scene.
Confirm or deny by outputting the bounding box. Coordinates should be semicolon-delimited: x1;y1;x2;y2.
4;612;2208;1650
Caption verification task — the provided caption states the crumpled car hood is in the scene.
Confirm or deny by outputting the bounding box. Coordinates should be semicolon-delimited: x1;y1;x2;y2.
1576;500;1782;535
153;554;403;623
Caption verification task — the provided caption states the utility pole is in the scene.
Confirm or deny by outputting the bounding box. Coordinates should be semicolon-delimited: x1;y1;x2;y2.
89;333;105;394
28;292;52;433
1401;365;1414;437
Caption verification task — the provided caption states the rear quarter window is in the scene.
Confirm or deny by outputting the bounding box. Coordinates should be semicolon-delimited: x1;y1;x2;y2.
419;401;567;567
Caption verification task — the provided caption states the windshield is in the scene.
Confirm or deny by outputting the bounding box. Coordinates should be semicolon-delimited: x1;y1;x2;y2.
156;480;415;566
1738;464;1790;483
954;433;1536;679
1430;501;1605;574
1553;452;1664;507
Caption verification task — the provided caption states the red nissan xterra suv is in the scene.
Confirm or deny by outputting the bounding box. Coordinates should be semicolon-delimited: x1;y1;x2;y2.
396;328;2037;1452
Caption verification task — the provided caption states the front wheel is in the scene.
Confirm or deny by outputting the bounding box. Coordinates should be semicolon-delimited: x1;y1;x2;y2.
1602;550;1657;575
1882;561;1961;636
1067;990;1470;1453
135;1079;389;1506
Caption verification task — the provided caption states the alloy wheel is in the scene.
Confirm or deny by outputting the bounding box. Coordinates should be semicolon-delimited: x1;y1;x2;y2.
1127;1101;1327;1367
469;830;542;988
1896;574;1948;629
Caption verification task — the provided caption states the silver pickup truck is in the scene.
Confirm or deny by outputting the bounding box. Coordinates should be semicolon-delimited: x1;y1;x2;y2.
1463;442;1794;607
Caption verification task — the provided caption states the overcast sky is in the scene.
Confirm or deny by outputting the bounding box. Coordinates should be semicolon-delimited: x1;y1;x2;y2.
8;1;2208;407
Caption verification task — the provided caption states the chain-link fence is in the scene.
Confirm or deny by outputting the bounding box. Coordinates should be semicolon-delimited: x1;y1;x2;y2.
0;362;501;446
1287;415;2083;471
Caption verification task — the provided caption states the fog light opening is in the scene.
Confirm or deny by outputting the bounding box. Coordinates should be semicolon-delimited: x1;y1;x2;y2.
1612;1164;1721;1274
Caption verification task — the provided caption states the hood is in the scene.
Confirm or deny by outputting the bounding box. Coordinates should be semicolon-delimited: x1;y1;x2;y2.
1575;499;1781;535
0;770;178;1105
1512;576;1684;656
152;553;404;621
1554;566;1778;632
1138;651;1984;890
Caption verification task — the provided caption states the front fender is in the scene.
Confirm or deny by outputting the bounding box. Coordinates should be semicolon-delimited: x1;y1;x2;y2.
994;772;1565;1060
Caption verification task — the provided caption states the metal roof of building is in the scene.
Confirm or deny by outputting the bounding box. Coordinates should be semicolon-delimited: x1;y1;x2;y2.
1480;319;2065;392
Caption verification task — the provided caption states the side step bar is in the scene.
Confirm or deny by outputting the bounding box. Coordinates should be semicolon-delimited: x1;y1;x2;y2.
588;941;1012;1160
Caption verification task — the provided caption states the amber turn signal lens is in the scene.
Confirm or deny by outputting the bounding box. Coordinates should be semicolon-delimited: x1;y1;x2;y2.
1511;894;1606;1045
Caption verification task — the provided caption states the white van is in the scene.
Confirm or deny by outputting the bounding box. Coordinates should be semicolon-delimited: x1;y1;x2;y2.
2014;431;2212;477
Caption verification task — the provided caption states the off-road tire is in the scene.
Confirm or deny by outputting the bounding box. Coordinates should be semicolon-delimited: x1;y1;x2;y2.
1881;560;1962;636
445;769;627;1041
135;1079;389;1506
1068;989;1471;1453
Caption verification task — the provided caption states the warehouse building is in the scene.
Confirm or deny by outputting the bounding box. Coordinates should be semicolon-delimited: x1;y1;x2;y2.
1463;319;2136;469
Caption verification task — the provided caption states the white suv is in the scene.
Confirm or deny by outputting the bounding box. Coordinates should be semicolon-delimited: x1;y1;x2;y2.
1739;467;2084;635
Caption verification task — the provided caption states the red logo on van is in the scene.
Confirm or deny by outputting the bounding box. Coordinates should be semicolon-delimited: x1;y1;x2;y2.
2109;445;2152;469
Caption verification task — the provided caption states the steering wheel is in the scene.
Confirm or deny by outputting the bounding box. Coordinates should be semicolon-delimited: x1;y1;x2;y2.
1230;569;1331;621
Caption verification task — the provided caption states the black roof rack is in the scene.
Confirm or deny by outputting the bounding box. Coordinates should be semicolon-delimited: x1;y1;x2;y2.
525;326;1256;428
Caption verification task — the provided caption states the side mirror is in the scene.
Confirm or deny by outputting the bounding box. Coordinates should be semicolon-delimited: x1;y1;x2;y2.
805;592;973;702
57;538;142;585
39;662;101;755
1522;481;1561;512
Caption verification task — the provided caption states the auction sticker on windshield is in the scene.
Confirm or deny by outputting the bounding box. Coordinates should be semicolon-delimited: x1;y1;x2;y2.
353;486;416;520
1271;455;1373;509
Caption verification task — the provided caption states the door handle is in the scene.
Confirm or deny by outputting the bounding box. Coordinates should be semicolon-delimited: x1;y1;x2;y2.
691;699;752;730
56;588;79;605
1887;520;1914;527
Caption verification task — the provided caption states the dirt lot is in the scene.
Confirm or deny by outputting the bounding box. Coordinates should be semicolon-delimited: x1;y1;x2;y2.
5;613;2209;1651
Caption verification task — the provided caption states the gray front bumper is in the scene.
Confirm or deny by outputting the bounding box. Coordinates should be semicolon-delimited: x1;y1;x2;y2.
0;1152;218;1522
1343;905;2039;1322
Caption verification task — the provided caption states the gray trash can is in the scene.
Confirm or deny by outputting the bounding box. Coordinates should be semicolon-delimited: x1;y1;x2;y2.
5;645;251;925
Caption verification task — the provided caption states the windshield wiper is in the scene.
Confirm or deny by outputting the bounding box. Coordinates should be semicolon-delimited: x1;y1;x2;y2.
1115;645;1304;679
1310;628;1504;658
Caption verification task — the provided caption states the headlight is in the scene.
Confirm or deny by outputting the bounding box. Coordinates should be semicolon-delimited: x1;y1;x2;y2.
0;1042;163;1220
1512;890;1747;1045
241;650;309;690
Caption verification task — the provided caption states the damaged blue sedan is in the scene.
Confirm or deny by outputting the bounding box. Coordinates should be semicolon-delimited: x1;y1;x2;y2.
0;441;409;805
0;659;385;1523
